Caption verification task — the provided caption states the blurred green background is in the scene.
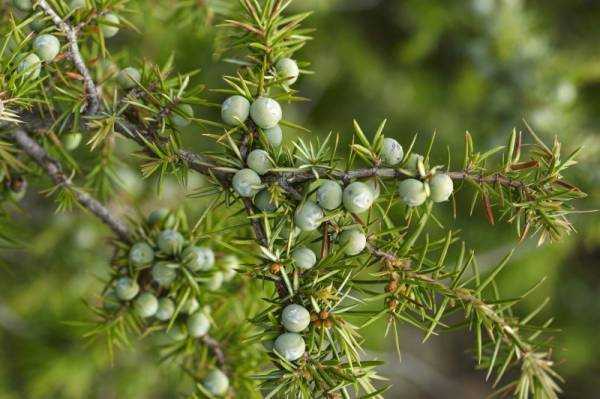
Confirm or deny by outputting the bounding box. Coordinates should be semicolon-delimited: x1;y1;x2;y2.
1;0;599;397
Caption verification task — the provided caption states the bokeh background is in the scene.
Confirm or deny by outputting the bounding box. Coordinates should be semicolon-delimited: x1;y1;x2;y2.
1;0;599;397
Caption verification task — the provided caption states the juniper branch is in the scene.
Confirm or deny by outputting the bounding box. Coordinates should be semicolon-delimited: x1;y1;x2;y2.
37;0;100;115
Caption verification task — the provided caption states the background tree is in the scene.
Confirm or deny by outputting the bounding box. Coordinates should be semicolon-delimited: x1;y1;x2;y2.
0;0;597;398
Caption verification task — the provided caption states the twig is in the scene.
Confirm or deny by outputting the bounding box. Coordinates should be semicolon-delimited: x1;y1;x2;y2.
202;335;227;370
37;0;100;115
11;128;130;242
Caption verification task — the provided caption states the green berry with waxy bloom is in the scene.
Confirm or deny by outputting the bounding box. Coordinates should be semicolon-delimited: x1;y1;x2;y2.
171;104;193;128
187;311;210;337
316;179;343;210
12;0;32;11
207;271;224;291
155;298;175;321
157;229;184;255
17;53;41;79
202;369;229;397
183;246;215;272
115;277;139;301
221;95;250;126
264;125;282;147
429;173;454;203
69;0;86;10
232;168;261;198
276;58;300;86
339;228;367;256
182;297;199;314
281;304;311;333
221;254;239;281
129;242;154;268
148;208;169;227
103;289;120;312
167;324;187;341
117;67;141;89
254;189;277;212
294;200;324;232
63;132;82;151
247;149;272;175
100;13;120;38
398;178;428;207
381;137;404;166
152;262;178;287
134;292;158;318
343;182;374;214
274;332;305;361
250;97;282;129
405;153;424;171
33;34;60;62
291;246;316;270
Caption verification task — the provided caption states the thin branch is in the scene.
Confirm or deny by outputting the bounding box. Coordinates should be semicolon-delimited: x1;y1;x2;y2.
10;128;130;242
37;0;100;115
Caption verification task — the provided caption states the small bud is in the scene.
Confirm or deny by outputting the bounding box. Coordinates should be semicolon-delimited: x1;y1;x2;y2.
270;263;282;274
274;332;305;361
342;182;374;214
221;95;250;126
386;280;398;293
250;97;282;129
202;369;230;397
134;292;158;318
232;168;261;198
281;304;311;333
294;200;324;232
291;246;317;270
316;179;343;210
157;229;184;255
247;149;272;175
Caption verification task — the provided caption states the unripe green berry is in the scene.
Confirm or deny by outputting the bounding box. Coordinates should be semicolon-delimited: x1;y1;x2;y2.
221;254;239;281
291;246;316;270
221;95;250;126
155;298;175;321
254;189;277;212
264;125;282;147
187;311;210;337
343;182;374;214
129;242;154;268
274;332;305;361
152;262;178;287
100;13;120;38
33;34;60;62
207;271;224;291
182;297;199;314
183;246;215;272
202;369;229;397
247;149;272;175
171;104;193;128
232;168;261;198
365;178;381;201
63;132;82;151
115;277;139;301
134;292;158;318
276;58;300;86
294;200;323;232
398;178;428;207
381;137;404;166
157;229;184;255
103;289;120;312
405;153;424;171
281;304;310;333
316;179;343;210
117;67;141;89
12;0;32;11
17;53;41;79
250;97;282;129
167;324;187;341
148;208;169;227
429;173;454;203
339;228;366;256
